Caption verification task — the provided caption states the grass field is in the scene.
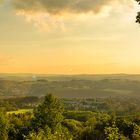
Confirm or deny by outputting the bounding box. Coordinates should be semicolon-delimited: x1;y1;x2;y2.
7;109;33;115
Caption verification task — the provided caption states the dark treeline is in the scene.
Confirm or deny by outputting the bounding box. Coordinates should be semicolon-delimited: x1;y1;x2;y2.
1;94;140;140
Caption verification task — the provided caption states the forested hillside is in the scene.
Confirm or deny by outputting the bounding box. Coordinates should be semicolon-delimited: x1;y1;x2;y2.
1;94;140;140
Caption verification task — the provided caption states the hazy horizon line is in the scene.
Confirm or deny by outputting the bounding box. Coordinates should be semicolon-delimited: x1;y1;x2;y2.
1;73;140;76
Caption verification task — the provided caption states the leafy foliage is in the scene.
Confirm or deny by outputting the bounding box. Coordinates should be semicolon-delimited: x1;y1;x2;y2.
136;0;140;24
32;94;64;130
0;94;140;139
0;111;8;140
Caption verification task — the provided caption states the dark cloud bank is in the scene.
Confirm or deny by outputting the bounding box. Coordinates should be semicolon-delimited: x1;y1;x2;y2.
12;0;114;14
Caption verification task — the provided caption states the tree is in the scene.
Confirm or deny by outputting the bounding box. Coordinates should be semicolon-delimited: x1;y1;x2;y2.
32;94;64;131
0;111;9;140
62;119;83;138
27;94;72;140
132;124;140;140
104;127;128;140
136;0;140;24
116;119;136;139
25;125;72;140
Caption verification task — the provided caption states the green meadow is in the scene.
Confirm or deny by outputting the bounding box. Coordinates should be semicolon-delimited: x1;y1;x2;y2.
7;109;33;115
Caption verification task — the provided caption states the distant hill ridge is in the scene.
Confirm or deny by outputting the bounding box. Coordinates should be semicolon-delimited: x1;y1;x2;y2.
0;74;140;98
1;73;140;81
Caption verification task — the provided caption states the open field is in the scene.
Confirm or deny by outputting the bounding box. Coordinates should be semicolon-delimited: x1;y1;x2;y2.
7;109;33;115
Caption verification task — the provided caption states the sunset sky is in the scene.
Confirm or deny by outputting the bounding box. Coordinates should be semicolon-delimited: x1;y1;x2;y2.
0;0;140;74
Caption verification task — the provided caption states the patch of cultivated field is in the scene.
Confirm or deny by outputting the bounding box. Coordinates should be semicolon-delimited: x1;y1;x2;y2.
7;109;33;114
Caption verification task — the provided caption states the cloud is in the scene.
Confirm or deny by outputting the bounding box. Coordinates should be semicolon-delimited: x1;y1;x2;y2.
12;0;114;15
11;0;134;31
16;10;65;32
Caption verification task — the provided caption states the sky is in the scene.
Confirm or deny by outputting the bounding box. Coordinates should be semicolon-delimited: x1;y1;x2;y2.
0;0;140;74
